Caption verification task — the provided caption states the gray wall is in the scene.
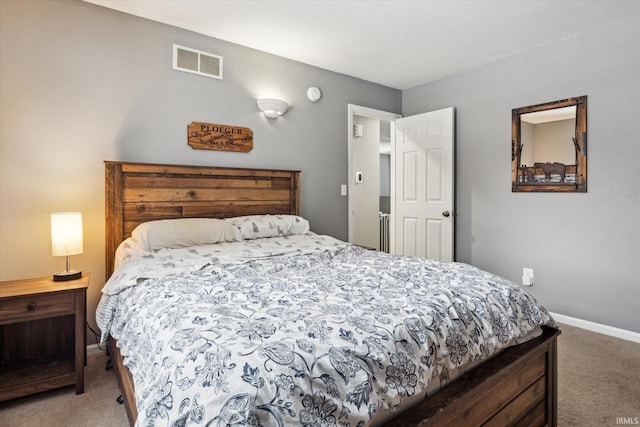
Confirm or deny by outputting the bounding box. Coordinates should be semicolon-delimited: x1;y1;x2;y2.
0;0;400;338
403;15;640;333
3;0;637;336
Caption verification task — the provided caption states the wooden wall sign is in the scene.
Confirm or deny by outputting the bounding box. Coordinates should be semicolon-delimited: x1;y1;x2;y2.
188;122;253;152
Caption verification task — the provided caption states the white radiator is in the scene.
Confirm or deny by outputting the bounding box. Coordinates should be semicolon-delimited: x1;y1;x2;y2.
379;213;390;253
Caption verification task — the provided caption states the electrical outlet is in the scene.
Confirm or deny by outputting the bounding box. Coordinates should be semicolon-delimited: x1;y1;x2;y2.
340;184;347;196
522;268;534;286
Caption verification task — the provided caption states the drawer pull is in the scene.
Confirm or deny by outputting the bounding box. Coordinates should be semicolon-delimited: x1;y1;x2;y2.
27;303;37;311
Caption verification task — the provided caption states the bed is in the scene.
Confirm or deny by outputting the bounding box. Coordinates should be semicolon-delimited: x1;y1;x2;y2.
100;161;560;427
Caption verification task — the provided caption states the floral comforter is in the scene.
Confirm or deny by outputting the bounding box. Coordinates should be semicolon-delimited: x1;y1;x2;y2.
97;234;555;427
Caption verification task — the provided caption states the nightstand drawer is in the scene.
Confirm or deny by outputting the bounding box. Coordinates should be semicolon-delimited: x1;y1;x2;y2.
0;291;75;324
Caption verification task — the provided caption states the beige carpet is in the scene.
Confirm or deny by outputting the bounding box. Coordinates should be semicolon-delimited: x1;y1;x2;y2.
0;349;129;427
1;323;638;426
557;323;640;426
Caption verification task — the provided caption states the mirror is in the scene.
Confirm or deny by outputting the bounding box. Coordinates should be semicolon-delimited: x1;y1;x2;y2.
512;96;587;192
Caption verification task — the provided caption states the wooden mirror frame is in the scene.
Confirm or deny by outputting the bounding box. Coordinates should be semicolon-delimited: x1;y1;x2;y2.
512;96;587;192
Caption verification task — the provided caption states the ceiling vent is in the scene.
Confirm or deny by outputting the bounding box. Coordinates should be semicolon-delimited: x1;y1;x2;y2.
173;44;223;80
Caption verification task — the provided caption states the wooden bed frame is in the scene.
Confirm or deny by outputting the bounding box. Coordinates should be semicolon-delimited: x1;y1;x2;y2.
104;161;559;427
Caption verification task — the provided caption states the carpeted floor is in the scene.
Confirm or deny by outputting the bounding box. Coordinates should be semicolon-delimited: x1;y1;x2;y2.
557;324;640;426
0;323;638;426
0;345;129;427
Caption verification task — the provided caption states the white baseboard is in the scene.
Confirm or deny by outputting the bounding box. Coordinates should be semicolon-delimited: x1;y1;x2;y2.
550;312;640;344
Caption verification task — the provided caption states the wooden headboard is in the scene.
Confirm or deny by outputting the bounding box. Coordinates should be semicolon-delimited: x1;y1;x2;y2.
105;161;300;278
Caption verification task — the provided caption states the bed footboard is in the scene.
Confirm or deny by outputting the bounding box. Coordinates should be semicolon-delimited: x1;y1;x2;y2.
108;328;559;427
384;326;560;427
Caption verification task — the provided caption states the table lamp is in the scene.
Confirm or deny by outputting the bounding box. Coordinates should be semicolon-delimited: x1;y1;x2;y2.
51;212;83;281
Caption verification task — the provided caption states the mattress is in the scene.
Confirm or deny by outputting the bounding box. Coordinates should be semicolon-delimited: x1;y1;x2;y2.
97;232;555;426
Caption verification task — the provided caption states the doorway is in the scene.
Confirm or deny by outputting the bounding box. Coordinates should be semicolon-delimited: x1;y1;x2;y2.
347;105;401;250
348;104;455;261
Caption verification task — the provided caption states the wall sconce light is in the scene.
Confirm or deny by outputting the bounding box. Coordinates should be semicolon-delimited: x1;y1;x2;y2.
51;212;83;281
257;98;288;118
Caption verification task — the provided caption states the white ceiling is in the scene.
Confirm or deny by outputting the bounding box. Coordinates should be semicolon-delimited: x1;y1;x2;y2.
84;0;640;90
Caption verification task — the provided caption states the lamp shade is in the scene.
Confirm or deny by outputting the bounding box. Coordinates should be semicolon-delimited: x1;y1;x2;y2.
257;98;288;118
51;212;83;256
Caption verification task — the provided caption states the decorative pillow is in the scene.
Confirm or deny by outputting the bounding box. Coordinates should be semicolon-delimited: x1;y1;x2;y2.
131;218;242;251
225;215;310;240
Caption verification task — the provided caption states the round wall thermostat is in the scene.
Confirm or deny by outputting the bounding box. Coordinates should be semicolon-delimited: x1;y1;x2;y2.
307;86;322;102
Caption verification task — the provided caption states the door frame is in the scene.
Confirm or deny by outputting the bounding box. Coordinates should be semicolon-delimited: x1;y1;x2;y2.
347;104;401;244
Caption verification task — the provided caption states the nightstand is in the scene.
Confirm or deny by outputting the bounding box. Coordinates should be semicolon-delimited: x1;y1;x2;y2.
0;273;89;401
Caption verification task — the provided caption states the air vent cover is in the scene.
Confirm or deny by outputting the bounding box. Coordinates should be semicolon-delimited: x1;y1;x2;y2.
173;44;223;80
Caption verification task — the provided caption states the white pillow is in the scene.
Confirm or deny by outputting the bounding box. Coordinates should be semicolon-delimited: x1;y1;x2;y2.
225;215;310;240
131;218;242;251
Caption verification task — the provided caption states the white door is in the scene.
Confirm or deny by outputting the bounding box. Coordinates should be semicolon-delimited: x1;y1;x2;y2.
392;107;454;261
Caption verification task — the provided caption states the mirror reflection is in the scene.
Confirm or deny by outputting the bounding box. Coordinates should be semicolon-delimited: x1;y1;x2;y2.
512;96;587;192
520;106;576;184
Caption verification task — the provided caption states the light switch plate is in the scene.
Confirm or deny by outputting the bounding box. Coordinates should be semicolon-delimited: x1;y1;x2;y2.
522;268;534;286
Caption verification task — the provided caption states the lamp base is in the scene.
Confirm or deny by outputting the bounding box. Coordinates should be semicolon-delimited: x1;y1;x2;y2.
53;270;82;282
